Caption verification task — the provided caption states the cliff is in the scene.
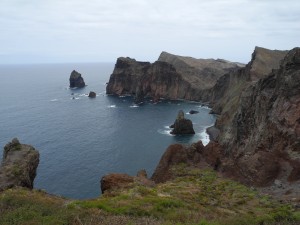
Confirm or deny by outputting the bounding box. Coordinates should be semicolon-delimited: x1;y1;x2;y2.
203;48;300;201
106;53;244;103
0;138;39;191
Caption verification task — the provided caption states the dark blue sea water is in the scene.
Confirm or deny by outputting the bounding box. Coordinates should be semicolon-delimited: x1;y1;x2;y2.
0;63;215;199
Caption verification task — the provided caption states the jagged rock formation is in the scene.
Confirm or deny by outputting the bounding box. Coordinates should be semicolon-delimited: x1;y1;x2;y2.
0;138;39;191
69;70;85;88
170;110;195;135
106;53;244;103
88;91;96;98
202;48;300;202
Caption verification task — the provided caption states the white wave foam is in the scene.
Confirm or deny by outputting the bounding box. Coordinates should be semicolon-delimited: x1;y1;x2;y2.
108;105;116;108
130;104;139;108
199;130;210;146
71;97;80;100
157;129;173;136
164;125;171;129
50;99;58;102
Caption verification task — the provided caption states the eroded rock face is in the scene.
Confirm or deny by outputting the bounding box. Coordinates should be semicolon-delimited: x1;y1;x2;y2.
0;138;40;191
106;53;244;103
212;48;300;187
69;70;85;88
170;110;195;135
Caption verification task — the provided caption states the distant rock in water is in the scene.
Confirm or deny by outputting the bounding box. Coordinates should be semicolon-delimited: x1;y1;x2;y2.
88;91;96;98
69;70;85;88
170;110;195;135
189;110;199;114
0;138;39;191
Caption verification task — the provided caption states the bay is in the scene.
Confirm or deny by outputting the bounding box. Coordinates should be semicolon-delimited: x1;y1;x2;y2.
0;63;215;199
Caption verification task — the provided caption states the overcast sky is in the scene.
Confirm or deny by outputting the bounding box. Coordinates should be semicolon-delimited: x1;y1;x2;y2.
0;0;299;64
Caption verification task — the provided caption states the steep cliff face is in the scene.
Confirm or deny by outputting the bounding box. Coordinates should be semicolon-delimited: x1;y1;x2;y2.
210;48;300;190
209;47;288;139
106;57;194;102
0;138;40;191
106;52;244;102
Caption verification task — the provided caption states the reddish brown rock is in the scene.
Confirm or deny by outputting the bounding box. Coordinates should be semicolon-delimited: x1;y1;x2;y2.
100;170;155;194
151;142;204;183
100;173;134;194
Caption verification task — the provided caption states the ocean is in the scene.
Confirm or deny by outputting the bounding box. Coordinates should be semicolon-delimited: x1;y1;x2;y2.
0;63;216;199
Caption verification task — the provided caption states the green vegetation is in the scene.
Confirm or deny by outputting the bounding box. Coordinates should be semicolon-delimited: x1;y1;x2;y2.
0;167;299;225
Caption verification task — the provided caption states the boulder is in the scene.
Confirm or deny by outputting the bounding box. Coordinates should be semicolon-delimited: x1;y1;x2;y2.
69;70;85;88
189;110;199;114
88;91;96;98
170;110;195;135
0;138;39;191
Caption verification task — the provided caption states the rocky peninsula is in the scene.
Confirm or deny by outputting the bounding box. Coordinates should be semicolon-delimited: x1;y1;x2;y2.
106;52;244;103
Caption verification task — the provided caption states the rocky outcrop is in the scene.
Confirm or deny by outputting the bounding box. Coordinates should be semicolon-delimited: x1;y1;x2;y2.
106;53;244;103
170;110;195;135
0;138;39;191
101;170;155;194
69;70;85;88
88;91;96;98
101;173;134;194
151;142;204;183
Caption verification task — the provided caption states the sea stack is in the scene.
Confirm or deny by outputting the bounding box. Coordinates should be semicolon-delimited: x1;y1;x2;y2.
170;110;195;135
69;70;85;88
0;138;40;191
88;91;96;98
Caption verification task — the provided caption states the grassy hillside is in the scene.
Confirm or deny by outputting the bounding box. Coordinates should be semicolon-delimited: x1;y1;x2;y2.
0;166;299;225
